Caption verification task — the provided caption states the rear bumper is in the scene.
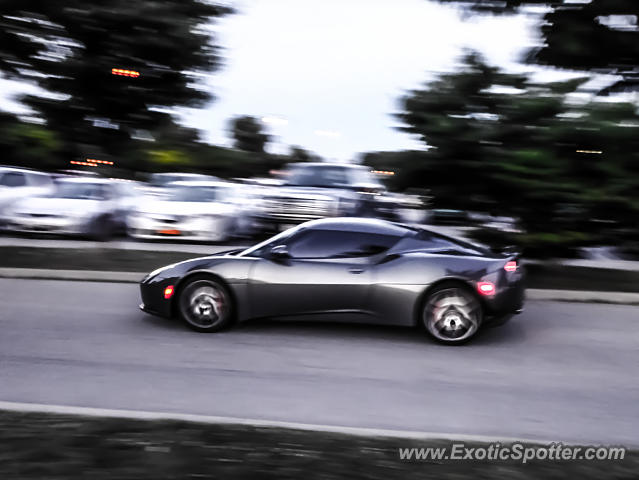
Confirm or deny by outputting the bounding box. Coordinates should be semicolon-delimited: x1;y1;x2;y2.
483;281;526;321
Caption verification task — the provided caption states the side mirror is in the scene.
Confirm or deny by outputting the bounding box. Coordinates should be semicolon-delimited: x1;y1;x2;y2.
269;245;291;263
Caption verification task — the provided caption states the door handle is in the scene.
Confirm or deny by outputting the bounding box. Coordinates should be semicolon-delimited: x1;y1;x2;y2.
348;268;364;274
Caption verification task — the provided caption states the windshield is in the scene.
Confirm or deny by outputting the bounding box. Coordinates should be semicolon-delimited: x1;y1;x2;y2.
239;225;303;257
285;166;350;187
53;183;107;200
166;185;223;202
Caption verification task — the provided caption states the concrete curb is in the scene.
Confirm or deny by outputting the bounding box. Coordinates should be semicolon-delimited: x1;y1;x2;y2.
1;268;638;305
0;268;144;283
527;288;639;305
0;400;554;445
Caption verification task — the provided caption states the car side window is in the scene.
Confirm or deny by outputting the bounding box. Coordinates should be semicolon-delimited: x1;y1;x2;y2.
415;231;483;255
101;185;114;200
28;173;51;187
287;230;400;259
0;172;27;187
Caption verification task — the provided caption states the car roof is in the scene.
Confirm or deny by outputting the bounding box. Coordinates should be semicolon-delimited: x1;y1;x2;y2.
153;172;208;177
288;162;367;169
301;217;415;236
169;180;233;188
59;177;111;185
0;166;50;175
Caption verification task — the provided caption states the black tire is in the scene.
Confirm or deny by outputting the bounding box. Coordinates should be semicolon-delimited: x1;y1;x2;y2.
421;282;483;345
88;215;113;241
177;276;234;332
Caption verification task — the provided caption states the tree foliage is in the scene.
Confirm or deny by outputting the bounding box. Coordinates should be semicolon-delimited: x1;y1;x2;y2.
436;0;639;93
384;52;639;255
0;1;232;159
230;116;270;154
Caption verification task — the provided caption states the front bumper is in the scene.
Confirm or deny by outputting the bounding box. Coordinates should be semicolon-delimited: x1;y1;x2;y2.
5;216;86;235
139;275;175;319
129;215;229;241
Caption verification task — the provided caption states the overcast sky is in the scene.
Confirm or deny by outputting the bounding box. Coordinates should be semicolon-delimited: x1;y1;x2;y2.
182;0;543;160
1;0;544;160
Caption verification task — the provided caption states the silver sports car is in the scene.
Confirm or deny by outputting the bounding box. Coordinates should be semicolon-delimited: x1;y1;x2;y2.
140;218;525;344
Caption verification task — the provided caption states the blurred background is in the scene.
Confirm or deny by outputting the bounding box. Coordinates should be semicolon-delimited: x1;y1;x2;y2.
2;3;639;477
1;0;638;259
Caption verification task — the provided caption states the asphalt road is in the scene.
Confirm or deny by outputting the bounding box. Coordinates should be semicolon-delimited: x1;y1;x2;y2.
1;278;638;445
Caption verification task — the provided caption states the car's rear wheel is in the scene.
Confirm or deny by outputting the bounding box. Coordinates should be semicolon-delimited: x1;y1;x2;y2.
422;283;482;344
88;215;113;241
178;277;233;332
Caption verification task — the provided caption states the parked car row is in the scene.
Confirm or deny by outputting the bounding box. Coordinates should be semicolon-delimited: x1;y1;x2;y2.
2;176;141;240
0;164;432;242
253;162;422;232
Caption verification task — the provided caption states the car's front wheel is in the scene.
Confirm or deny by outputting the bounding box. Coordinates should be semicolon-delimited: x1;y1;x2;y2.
422;283;483;344
177;277;233;332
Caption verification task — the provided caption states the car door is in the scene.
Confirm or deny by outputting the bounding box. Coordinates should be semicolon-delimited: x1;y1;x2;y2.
0;171;28;209
248;229;397;319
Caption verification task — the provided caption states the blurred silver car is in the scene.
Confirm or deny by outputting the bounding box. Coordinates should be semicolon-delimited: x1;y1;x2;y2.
0;167;55;214
257;163;389;231
4;177;141;239
128;180;250;242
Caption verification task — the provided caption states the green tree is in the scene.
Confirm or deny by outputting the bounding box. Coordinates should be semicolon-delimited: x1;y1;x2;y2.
288;146;321;163
394;52;639;256
435;0;639;93
230;116;270;154
0;113;62;170
0;1;232;163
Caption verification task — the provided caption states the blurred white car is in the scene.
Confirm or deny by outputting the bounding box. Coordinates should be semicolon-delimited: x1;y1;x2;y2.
129;180;250;242
0;167;55;214
4;177;142;240
142;172;220;197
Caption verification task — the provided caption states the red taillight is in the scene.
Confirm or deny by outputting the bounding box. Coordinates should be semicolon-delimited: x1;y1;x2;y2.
164;285;174;299
477;281;496;296
504;261;518;272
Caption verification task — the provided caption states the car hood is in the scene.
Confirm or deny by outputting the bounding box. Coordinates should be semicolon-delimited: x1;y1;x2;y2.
11;197;102;215
136;200;233;216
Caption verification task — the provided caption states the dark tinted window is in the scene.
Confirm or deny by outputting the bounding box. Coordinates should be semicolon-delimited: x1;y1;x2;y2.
54;182;108;200
288;229;400;259
0;172;27;187
286;165;349;187
167;185;222;202
28;173;51;187
413;230;485;255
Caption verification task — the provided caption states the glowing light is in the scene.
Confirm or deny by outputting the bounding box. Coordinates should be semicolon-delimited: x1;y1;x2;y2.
86;159;114;165
371;170;395;176
111;68;140;78
69;161;97;167
477;281;496;296
504;261;518;273
164;285;175;299
70;159;114;167
159;229;181;235
576;150;602;154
